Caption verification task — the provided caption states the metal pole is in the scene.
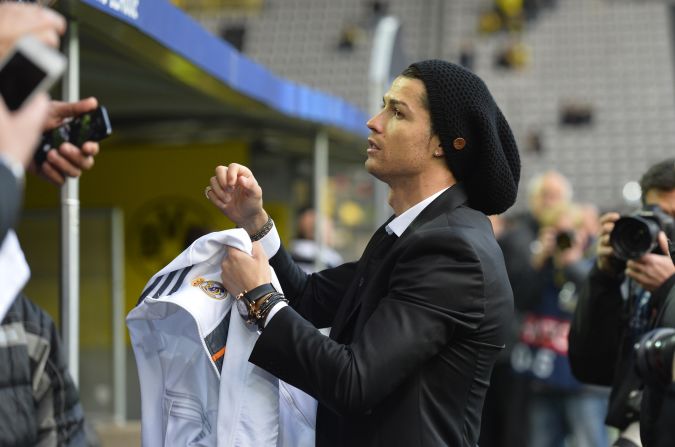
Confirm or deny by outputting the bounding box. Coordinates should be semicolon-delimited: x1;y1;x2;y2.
111;209;126;423
60;20;80;386
313;130;329;271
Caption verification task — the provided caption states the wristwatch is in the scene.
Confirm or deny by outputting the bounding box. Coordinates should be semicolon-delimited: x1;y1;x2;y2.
235;283;277;325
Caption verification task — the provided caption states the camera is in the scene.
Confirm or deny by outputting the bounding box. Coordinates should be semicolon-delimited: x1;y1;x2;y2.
555;230;575;251
635;327;675;386
609;205;675;260
33;106;112;166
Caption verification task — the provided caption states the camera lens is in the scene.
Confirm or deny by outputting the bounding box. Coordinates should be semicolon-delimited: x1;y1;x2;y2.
635;328;675;385
610;216;660;260
555;231;574;251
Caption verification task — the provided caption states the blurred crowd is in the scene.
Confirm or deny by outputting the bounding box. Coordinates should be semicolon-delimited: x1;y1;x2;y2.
480;162;675;447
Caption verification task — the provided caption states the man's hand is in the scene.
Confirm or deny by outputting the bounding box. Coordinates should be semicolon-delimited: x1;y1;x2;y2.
626;232;675;292
28;98;100;185
220;242;271;298
0;93;49;168
0;3;66;58
530;226;556;270
596;212;622;276
554;229;587;268
207;163;268;234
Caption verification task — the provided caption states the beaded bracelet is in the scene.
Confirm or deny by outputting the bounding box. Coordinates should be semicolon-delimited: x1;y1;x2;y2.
256;292;288;330
250;216;274;242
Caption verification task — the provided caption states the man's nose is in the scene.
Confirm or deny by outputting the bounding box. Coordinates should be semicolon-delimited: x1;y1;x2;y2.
367;111;383;133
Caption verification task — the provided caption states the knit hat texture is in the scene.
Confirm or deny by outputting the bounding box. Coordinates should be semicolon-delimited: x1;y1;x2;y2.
409;60;521;215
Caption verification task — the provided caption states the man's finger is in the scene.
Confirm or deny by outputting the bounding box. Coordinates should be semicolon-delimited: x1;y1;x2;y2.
658;231;669;256
59;142;95;170
46;148;82;178
39;161;65;185
48;97;98;121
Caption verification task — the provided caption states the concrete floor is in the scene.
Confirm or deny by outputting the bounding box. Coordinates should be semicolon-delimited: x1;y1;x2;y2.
95;421;141;447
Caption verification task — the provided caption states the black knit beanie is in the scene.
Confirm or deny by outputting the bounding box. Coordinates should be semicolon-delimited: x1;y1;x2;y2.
409;60;521;215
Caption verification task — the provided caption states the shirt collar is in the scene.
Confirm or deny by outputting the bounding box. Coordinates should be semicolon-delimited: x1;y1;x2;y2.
386;187;449;237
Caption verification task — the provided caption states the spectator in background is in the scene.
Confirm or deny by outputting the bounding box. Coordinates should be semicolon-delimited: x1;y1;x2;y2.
290;206;343;273
0;3;101;445
512;201;608;447
486;170;606;447
569;158;675;447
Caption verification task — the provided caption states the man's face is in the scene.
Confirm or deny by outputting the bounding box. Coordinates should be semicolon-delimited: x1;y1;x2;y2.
644;188;675;219
364;76;441;184
530;172;570;221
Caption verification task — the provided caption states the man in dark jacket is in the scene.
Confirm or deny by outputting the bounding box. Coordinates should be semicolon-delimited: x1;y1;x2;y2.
208;60;520;446
568;158;675;447
0;3;101;445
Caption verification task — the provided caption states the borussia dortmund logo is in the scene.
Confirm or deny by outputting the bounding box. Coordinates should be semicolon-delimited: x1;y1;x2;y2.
129;196;212;278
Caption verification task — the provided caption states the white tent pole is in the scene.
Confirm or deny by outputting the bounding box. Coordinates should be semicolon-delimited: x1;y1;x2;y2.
111;209;126;423
313;130;329;271
60;20;81;386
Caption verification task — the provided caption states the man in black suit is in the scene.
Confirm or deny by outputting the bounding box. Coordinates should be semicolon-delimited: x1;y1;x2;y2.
208;60;520;446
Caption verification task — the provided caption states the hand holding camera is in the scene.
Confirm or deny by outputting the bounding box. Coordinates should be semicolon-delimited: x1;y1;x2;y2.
598;205;675;292
610;205;675;261
0;34;60;169
31;100;110;184
0;32;109;185
531;205;588;270
595;212;624;276
625;232;675;293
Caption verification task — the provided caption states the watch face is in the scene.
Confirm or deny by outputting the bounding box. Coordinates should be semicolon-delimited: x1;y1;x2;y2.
236;297;249;320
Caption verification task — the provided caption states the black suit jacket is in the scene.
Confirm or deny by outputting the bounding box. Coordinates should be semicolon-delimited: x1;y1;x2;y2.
0;163;22;244
250;184;514;446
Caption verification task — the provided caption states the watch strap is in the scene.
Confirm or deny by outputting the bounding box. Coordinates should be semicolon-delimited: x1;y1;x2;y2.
242;283;277;303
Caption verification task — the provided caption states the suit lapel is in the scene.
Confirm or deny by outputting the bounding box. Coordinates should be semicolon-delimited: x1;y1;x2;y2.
331;184;470;341
330;217;394;339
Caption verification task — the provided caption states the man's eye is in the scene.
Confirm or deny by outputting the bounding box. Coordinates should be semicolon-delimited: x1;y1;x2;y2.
393;108;403;118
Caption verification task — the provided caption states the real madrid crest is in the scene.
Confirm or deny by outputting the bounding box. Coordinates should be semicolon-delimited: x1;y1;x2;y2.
191;277;227;300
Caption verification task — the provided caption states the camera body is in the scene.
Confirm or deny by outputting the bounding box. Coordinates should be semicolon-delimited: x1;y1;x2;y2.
610;205;675;260
555;230;575;251
33;106;112;166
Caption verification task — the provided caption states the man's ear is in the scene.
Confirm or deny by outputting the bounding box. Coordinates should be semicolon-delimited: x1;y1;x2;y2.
429;134;443;156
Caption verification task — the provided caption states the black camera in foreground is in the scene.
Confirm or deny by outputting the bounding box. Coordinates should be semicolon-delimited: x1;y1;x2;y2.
635;327;675;386
33;105;112;167
610;205;674;260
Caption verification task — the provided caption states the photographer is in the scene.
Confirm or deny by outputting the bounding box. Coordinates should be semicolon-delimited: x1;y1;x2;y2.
0;3;102;445
568;158;675;447
511;200;608;447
